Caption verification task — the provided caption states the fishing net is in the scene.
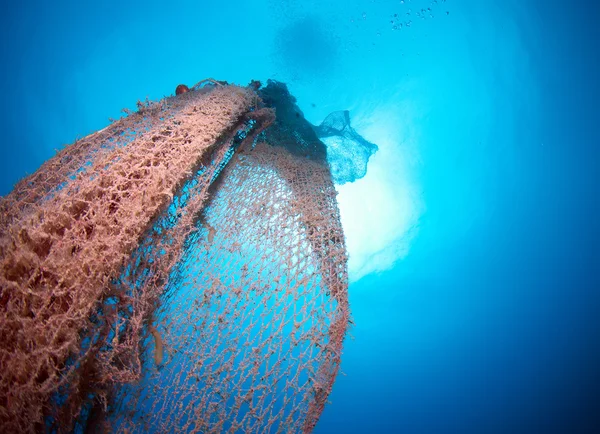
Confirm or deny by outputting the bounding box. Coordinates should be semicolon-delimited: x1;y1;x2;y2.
0;79;349;433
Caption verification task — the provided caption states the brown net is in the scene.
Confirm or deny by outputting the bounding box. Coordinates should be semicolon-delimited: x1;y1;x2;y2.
0;79;349;433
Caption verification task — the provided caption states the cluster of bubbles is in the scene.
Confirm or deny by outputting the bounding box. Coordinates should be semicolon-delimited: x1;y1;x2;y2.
389;0;449;31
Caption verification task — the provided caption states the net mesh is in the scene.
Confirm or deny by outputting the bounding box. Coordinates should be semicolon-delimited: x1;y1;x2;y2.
0;80;349;433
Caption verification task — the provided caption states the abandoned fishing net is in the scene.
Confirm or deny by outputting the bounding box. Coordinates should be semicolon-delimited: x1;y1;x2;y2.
0;79;351;433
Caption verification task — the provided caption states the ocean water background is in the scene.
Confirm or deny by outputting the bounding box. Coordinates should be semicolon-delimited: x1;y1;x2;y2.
0;0;598;432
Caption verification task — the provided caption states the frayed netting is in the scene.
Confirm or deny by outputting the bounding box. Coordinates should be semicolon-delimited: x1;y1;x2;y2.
0;79;349;433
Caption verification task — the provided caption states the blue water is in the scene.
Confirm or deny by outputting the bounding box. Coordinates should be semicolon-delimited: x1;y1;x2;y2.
1;0;598;432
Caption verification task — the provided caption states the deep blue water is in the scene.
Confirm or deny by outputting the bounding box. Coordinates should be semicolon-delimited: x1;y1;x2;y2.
1;1;598;433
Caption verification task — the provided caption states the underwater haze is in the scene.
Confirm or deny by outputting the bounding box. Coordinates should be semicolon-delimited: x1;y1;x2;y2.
1;0;599;432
